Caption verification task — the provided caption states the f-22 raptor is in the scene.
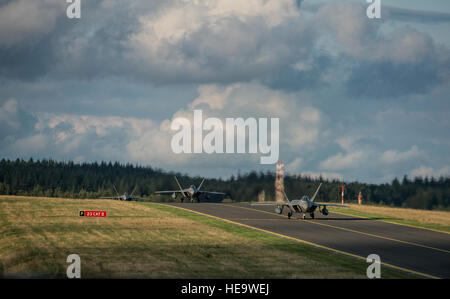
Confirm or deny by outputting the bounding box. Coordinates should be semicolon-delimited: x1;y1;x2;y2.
252;183;348;219
100;184;151;201
155;176;226;203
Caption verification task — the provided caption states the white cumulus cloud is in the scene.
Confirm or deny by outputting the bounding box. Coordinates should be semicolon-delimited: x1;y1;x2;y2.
410;166;449;178
380;145;425;164
319;151;367;171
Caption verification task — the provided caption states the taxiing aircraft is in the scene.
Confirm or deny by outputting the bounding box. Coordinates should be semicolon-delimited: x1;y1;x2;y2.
100;184;151;201
252;183;348;219
155;176;226;203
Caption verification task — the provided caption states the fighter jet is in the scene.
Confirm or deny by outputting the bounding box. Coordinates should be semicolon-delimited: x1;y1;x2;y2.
155;176;226;203
252;183;348;219
100;184;151;201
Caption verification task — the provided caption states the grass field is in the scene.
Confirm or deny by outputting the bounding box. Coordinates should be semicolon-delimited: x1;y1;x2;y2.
0;196;413;278
328;203;450;233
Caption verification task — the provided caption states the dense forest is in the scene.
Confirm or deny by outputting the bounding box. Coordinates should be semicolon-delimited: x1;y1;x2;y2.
0;158;449;210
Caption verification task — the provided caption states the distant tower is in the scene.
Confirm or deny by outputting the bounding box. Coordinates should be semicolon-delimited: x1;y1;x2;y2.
258;190;265;202
341;185;345;204
358;191;363;205
275;161;285;202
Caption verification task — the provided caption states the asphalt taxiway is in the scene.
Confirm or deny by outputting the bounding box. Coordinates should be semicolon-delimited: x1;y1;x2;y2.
162;202;450;279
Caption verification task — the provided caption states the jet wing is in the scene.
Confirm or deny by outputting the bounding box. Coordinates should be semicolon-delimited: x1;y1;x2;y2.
154;190;187;194
251;202;289;206
99;197;120;199
312;202;349;208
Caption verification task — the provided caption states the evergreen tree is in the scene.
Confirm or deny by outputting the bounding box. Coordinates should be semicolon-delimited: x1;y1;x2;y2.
0;158;448;210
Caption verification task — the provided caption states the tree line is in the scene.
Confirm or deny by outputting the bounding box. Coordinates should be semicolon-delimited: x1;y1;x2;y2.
0;158;449;210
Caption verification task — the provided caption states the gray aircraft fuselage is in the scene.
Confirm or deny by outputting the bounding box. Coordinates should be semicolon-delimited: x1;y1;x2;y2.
287;196;318;213
121;193;132;201
274;195;329;217
180;185;203;201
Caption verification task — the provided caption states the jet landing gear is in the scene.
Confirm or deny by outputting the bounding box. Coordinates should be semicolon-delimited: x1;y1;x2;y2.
287;212;293;219
300;213;314;219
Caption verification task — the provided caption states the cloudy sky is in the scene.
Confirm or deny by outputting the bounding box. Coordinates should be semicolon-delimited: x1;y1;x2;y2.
0;0;449;182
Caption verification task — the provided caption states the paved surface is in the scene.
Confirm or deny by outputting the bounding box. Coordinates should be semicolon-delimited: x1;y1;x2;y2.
163;202;450;279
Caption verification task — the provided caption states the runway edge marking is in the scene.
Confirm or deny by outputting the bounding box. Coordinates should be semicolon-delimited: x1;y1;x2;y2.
224;204;450;254
241;201;450;235
331;210;450;235
152;203;440;279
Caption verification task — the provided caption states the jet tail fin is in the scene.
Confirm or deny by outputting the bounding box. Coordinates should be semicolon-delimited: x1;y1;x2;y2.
130;185;137;196
113;184;120;197
310;183;322;202
198;178;205;190
174;176;186;197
